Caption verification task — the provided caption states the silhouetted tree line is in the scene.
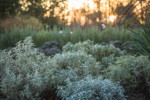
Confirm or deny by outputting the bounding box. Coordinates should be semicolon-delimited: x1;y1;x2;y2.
0;0;149;27
0;0;67;28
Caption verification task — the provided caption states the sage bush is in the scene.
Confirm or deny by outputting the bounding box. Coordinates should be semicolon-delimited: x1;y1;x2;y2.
0;37;57;99
57;76;126;100
105;55;150;92
0;37;127;100
63;40;125;62
52;51;102;77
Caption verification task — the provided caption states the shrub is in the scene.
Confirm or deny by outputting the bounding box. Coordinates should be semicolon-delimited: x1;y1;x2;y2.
63;40;125;61
0;37;103;99
52;51;102;78
0;37;57;99
57;76;126;100
105;55;150;92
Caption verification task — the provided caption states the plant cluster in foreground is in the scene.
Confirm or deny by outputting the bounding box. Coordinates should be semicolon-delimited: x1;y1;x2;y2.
0;37;150;99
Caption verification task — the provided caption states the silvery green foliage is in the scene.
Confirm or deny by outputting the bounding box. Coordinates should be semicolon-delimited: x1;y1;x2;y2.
52;51;102;77
101;54;116;67
57;76;126;100
0;50;9;80
105;55;150;87
0;37;57;100
0;37;127;100
63;40;124;61
63;40;94;53
52;51;102;85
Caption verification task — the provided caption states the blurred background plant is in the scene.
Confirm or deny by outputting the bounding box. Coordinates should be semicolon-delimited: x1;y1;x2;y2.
0;25;132;50
0;15;43;33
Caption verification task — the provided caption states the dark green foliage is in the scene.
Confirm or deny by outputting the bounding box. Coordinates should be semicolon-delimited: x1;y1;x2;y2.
0;26;37;49
20;0;67;27
131;21;150;56
0;0;21;18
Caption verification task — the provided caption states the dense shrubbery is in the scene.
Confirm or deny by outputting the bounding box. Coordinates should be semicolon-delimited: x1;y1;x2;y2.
0;37;150;99
0;37;127;100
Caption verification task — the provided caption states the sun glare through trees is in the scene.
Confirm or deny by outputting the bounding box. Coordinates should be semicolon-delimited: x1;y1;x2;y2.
14;0;150;27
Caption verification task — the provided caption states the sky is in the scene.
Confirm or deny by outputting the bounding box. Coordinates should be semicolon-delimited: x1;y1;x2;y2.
68;0;96;10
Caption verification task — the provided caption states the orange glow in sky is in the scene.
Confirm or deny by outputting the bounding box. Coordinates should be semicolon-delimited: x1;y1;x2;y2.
109;15;117;23
62;0;149;25
67;0;118;24
68;0;96;10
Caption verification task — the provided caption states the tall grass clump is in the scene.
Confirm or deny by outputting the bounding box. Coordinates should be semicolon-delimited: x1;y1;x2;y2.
115;0;150;56
100;26;132;42
0;26;37;49
33;25;132;48
0;25;132;50
131;21;150;56
68;26;132;43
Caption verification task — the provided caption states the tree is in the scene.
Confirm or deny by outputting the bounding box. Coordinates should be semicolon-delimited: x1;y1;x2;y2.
115;0;150;26
20;0;67;28
0;0;67;28
0;0;21;18
115;1;137;26
93;0;102;24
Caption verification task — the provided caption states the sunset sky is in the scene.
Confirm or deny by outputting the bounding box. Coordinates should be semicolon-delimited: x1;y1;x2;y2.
19;0;149;25
67;0;118;25
68;0;96;10
67;0;148;25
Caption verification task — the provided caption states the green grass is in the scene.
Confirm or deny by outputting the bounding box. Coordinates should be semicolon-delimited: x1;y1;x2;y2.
0;26;37;49
0;25;133;49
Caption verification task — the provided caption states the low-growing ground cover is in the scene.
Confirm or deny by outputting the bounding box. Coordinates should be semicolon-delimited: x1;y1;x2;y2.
0;37;150;100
